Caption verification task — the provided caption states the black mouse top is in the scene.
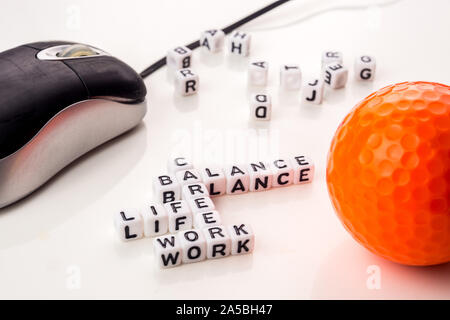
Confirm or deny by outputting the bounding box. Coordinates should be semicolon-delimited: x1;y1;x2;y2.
0;41;147;159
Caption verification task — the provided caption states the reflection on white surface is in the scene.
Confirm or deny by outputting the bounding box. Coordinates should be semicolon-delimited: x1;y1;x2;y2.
312;240;450;299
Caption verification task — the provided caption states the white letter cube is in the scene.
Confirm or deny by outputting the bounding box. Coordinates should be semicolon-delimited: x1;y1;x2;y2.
355;55;376;81
194;210;222;230
176;168;202;186
247;162;273;192
301;78;324;104
153;235;182;268
248;61;268;86
291;156;314;185
228;31;251;56
114;208;143;241
203;226;231;259
250;93;271;121
280;64;301;90
200;167;226;197
175;68;199;96
200;29;225;53
182;183;209;200
167;46;192;70
167;156;193;174
321;51;343;68
188;196;215;214
177;229;207;264
142;203;168;237
228;223;255;255
153;174;181;204
323;63;348;89
164;200;193;233
225;165;250;195
269;159;294;187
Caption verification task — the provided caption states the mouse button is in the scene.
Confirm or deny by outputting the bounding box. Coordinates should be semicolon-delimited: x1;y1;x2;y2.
0;45;88;159
64;56;146;102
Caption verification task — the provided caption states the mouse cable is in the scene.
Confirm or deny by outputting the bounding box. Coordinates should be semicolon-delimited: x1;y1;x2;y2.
139;0;291;79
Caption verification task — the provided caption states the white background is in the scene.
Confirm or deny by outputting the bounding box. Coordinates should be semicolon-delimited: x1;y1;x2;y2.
0;0;449;299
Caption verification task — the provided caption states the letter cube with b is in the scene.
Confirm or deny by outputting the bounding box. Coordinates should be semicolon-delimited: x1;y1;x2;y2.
114;209;143;241
323;63;348;89
355;55;376;81
301;78;324;104
200;29;225;53
247;162;273;192
228;31;251;56
228;224;255;255
321;51;343;68
250;93;271;121
175;68;199;96
248;61;268;86
291;156;314;185
153;174;181;204
164;200;193;233
203;226;231;259
167;46;192;70
153;235;182;268
177;229;207;264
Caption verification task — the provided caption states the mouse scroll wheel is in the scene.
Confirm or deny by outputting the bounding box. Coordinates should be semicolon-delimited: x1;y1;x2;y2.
56;44;98;58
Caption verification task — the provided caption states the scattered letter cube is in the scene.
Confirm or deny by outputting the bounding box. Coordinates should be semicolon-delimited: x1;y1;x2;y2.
247;161;273;192
291;156;314;185
164;200;193;233
321;51;343;68
270;159;294;187
280;64;302;90
175;68;199;96
177;229;207;264
142;203;168;237
355;55;376;81
228;31;251;56
200;29;225;53
225;165;250;195
323;63;348;89
167;46;192;70
248;61;268;86
153;235;182;268
200;167;226;197
153;174;181;204
250;93;271;121
301;78;324;104
203;226;231;259
114;209;143;241
228;223;255;255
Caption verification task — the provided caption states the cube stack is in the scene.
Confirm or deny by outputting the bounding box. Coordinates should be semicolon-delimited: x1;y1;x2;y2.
115;155;314;268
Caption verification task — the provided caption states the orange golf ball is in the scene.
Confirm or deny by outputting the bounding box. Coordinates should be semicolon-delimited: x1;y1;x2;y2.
327;81;450;266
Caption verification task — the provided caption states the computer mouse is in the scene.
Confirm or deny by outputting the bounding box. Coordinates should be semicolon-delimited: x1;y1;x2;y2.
0;41;147;208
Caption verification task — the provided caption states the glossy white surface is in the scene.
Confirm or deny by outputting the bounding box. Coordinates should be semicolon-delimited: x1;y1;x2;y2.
0;0;449;299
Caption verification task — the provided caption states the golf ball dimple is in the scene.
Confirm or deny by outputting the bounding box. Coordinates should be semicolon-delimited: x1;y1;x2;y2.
327;81;450;266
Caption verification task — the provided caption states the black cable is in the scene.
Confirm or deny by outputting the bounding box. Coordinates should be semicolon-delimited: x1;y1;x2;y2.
139;0;291;79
